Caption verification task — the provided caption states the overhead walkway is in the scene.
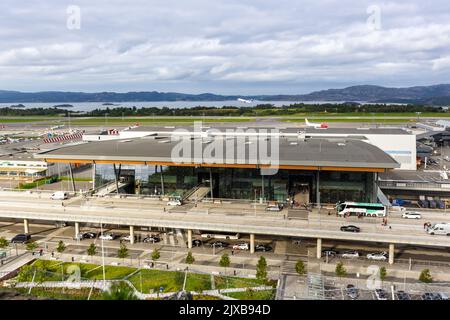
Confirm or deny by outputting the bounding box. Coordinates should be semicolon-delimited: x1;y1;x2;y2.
94;181;130;196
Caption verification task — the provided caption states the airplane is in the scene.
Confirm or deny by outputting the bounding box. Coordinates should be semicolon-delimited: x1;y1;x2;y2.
305;118;328;129
237;98;254;104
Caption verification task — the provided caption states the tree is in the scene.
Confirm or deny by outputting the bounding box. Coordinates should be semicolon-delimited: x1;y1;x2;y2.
0;237;8;249
102;281;138;300
335;262;347;277
419;269;433;283
87;243;97;261
379;267;387;283
26;240;38;252
185;251;195;264
117;243;129;262
219;253;231;275
295;260;306;276
56;240;66;254
151;248;160;262
256;256;268;283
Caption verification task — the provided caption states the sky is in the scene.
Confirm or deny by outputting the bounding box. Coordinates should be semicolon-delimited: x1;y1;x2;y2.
0;0;450;94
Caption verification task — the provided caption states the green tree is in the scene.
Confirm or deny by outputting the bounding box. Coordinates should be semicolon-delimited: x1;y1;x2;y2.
419;269;433;283
295;260;307;276
87;243;97;261
219;253;231;275
56;240;66;254
185;251;195;264
256;256;268;283
379;267;387;283
151;248;160;262
0;237;8;249
335;262;347;277
26;240;38;252
102;281;138;300
117;243;129;262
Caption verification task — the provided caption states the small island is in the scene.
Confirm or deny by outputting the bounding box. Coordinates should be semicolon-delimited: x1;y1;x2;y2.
10;104;26;108
53;104;74;108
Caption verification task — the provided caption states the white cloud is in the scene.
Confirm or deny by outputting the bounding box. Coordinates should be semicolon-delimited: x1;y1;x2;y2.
0;0;449;93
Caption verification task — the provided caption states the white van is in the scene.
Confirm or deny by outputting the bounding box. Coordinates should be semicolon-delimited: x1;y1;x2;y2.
50;191;68;200
427;223;450;236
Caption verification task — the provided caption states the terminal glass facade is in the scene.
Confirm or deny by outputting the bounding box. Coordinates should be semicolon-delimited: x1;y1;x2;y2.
94;164;376;204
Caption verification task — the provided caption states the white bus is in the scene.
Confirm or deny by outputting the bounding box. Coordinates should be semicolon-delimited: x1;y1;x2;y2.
201;232;240;240
336;202;387;217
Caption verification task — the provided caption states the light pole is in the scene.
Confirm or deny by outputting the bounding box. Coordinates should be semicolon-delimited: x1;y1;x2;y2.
100;222;106;289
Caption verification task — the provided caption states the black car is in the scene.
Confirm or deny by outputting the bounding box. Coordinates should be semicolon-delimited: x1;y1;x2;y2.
396;291;411;300
192;239;203;247
11;234;31;244
340;225;361;233
83;232;97;239
143;235;161;243
209;241;229;248
346;284;359;300
255;244;272;252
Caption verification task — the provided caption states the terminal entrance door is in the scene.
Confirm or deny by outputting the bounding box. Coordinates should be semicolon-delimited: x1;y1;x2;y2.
197;171;220;198
289;173;313;206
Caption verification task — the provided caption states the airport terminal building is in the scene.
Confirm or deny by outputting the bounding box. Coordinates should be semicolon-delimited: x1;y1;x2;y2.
36;126;400;205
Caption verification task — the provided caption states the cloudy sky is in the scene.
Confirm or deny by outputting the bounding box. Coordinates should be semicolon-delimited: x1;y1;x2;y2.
1;1;450;94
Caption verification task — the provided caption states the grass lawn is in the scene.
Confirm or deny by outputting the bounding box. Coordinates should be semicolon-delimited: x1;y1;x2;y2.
214;275;274;290
224;289;276;300
282;118;414;123
28;260;136;281
69;117;254;125
15;287;103;300
128;269;212;293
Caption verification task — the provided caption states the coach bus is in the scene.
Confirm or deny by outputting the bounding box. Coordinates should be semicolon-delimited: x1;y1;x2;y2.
336;201;387;217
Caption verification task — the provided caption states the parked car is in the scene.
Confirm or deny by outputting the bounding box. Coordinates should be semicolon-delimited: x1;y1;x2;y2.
340;225;361;233
322;250;338;257
120;234;136;242
192;239;203;247
232;243;249;250
422;292;442;300
266;203;283;212
209;241;229;248
167;199;182;206
346;284;359;300
255;244;272;252
99;233;116;240
396;291;411;300
82;232;97;239
143;235;161;243
437;292;449;300
367;252;388;261
11;234;31;244
374;289;389;300
341;250;359;259
50;191;68;200
402;211;422;219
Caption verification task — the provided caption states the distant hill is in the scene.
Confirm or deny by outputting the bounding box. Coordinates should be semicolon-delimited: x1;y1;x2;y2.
1;84;450;104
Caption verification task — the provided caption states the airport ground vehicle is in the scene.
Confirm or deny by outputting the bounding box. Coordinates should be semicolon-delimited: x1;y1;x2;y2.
167;198;182;206
340;225;360;233
50;191;68;200
322;250;338;256
11;234;30;243
192;239;203;247
427;223;450;235
120;234;136;242
336;201;386;217
396;291;411;300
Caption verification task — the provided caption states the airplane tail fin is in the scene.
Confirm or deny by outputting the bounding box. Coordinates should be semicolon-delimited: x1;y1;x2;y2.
305;118;310;125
